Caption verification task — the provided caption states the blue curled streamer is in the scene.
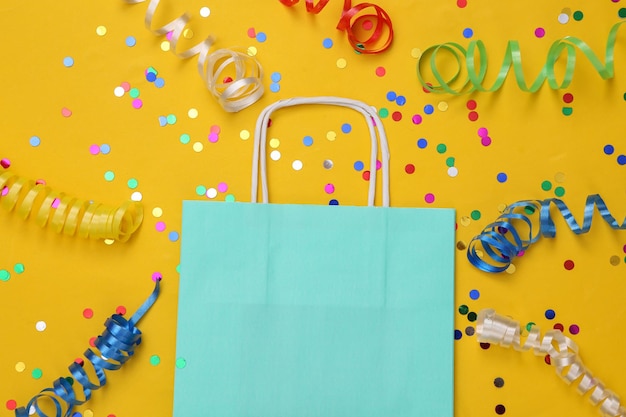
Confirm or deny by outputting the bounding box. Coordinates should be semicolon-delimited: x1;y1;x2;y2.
468;194;626;273
15;280;161;417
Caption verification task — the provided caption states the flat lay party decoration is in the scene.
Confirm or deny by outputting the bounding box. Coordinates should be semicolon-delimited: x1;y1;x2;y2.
279;0;393;54
477;309;625;417
124;0;264;112
417;20;625;94
467;194;626;273
0;170;143;242
175;97;455;417
15;280;161;417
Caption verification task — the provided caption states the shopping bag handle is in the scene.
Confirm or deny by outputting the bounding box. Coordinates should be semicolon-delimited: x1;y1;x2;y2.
251;97;390;206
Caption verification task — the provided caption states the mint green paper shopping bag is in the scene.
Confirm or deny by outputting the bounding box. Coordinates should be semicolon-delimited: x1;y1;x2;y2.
174;98;456;417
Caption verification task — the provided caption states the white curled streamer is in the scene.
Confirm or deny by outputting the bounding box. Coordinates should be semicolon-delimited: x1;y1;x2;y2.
477;309;625;417
124;0;264;112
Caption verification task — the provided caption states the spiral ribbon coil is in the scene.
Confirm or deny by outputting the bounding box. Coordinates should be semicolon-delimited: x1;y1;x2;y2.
477;309;625;417
468;194;626;273
0;171;143;242
15;280;160;417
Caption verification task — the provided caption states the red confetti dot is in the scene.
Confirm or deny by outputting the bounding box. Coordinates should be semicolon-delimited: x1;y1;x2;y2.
75;358;85;367
405;164;415;174
422;83;433;93
468;111;479;121
247;27;256;38
553;323;564;332
562;93;574;103
457;0;467;7
223;76;233;83
6;400;17;411
466;99;477;110
564;259;575;270
116;305;127;315
362;19;373;30
83;308;94;319
375;66;386;77
89;337;97;347
544;354;551;365
362;170;370;181
391;111;402;121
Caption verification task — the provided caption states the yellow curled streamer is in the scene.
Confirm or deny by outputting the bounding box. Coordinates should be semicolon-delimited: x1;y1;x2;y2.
477;309;626;417
124;0;264;112
0;171;143;242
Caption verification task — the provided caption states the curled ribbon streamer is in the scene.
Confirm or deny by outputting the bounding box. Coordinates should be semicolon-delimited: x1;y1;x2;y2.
468;194;626;273
124;0;264;112
15;280;160;417
477;309;626;417
279;0;393;54
0;171;143;242
417;20;625;94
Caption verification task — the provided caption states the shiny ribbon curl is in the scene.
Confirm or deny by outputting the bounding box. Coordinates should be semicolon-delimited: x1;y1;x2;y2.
417;20;625;94
477;309;626;417
15;280;161;417
468;194;626;273
279;0;393;54
124;0;264;112
0;171;143;242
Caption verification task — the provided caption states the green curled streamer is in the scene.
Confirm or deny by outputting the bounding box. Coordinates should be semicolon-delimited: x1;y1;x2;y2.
417;21;625;94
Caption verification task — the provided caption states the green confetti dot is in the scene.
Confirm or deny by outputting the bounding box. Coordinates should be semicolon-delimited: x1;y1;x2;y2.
32;368;43;379
378;108;389;118
458;305;469;315
176;264;181;274
524;205;536;215
129;88;140;98
195;185;207;196
180;133;191;144
0;269;10;281
525;322;535;332
554;186;566;197
467;312;478;322
541;180;552;191
65;377;74;386
562;107;573;116
445;157;455;167
619;8;626;18
127;178;139;189
150;355;161;366
436;144;447;154
104;171;115;182
166;114;177;124
225;194;236;202
573;10;583;21
175;358;187;369
14;263;25;274
470;210;481;221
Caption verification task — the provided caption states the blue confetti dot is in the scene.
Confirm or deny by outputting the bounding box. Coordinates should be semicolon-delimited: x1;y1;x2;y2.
386;91;397;102
395;95;407;106
29;136;41;147
329;199;339;205
604;144;615;155
302;135;313;146
322;38;333;49
463;28;474;38
270;83;280;93
454;330;463;340
341;123;352;134
256;32;267;42
618;155;626;165
497;172;508;183
417;138;428;149
158;116;168;127
271;72;282;82
545;309;556;320
469;289;480;300
100;144;111;154
168;231;180;242
424;104;434;115
353;161;364;171
125;36;137;47
63;56;74;67
146;72;157;82
154;78;165;88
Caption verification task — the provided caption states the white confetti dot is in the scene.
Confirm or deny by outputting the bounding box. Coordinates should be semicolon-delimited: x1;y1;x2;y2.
35;321;47;332
447;167;459;177
113;86;125;97
206;188;218;199
199;6;211;17
292;160;303;171
131;191;143;201
558;13;569;24
270;150;281;161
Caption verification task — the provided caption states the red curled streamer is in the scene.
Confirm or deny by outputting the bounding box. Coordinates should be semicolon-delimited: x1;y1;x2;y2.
279;0;393;54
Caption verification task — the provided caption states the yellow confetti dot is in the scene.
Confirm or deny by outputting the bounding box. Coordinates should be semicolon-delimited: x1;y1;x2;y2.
161;40;171;52
497;203;507;213
183;28;194;39
269;138;280;148
239;129;250;140
104;239;115;245
15;362;26;372
247;46;258;56
326;131;337;141
84;410;94;417
437;101;449;111
505;263;517;274
96;25;107;36
460;216;471;226
555;172;566;183
410;48;422;59
336;58;347;69
188;108;199;119
456;241;467;250
193;142;204;152
610;255;621;266
152;207;163;218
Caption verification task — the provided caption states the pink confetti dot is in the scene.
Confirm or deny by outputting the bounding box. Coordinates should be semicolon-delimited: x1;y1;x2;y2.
535;27;545;38
424;193;435;204
132;99;143;109
412;114;422;124
325;183;335;194
51;198;61;209
362;19;373;30
166;30;174;41
481;136;492;146
569;324;580;335
210;125;221;134
89;144;100;155
208;132;219;143
375;66;386;77
477;127;488;137
376;160;382;170
217;182;228;193
0;158;11;169
155;221;166;232
152;272;163;282
121;82;131;92
61;107;72;117
1;187;9;196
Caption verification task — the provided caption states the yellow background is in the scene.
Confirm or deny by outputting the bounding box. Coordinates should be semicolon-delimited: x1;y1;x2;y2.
1;1;626;416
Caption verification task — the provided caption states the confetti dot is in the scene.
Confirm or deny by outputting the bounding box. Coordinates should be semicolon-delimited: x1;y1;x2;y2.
438;101;449;111
495;404;506;415
541;180;552;191
63;56;74;67
270;150;281;161
457;0;467;7
168;231;180;242
161;40;171;51
535;27;545;38
132;99;143;109
217;182;228;193
256;32;267;42
83;308;94;319
405;164;415;174
96;25;107;36
199;6;211;17
494;377;505;388
116;306;127;315
477;127;488;137
465;326;475;336
454;330;463;340
30;136;41;147
412;114;423;124
563;93;574;103
240;130;250;140
470;210;481;220
466;100;477;110
341;123;352;134
292;160;303;170
326;131;337;141
619;7;626;18
269;138;280;148
6;400;17;411
270;83;280;93
392;111;402;121
610;255;621;266
14;263;25;274
155;221;166;232
497;172;507;183
324;184;335;194
445;157;455;167
0;269;11;281
558;13;569;24
150;355;161;366
193;142;204;152
554;186;565;197
195;185;207;196
410;48;422;58
176;358;187;369
100;144;111;154
125;36;136;47
417;138;428;148
447;167;459;177
545;309;556;320
208;132;219;143
569;324;580;335
104;171;115;182
396;96;407;106
32;368;43;379
562;107;573;116
424;193;435;204
379;108;389;118
15;362;26;373
353;161;364;171
188;108;199;119
564;259;575;270
127;178;139;189
468;111;479;121
436;144;447;154
573;10;583;21
303;135;313;146
247;46;258;56
336;58;347;69
467;312;477;322
155;78;165;88
458;305;469;315
375;66;386;77
35;321;47;331
424;104;434;114
271;72;282;82
618;155;626;165
206;188;218;199
322;38;333;49
1;158;11;168
469;289;480;300
462;28;473;38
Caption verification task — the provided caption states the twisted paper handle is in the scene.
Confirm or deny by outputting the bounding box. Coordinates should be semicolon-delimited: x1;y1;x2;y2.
468;194;626;273
477;309;625;417
417;20;625;94
0;171;143;242
15;280;161;417
125;0;264;112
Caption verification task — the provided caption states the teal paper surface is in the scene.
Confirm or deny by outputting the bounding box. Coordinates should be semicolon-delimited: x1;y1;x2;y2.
175;201;456;417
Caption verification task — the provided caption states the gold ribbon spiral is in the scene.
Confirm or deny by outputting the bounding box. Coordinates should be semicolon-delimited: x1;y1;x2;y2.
0;171;143;242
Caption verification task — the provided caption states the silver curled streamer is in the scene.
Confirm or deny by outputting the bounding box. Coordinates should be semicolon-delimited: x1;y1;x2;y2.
477;309;626;417
124;0;264;112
